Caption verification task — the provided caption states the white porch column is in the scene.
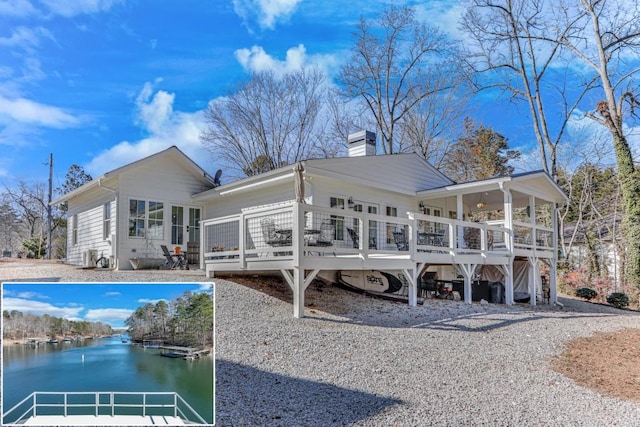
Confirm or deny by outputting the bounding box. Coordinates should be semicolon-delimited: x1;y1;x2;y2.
500;182;515;305
551;202;559;304
457;194;464;249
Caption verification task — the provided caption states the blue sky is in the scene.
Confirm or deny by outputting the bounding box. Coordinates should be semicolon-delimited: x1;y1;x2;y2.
2;282;213;328
0;0;637;190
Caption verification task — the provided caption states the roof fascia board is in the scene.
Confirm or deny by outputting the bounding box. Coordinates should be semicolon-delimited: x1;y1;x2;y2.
418;177;511;198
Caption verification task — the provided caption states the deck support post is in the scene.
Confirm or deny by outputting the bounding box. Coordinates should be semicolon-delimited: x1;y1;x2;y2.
457;263;477;304
403;268;417;307
527;256;539;306
281;268;320;318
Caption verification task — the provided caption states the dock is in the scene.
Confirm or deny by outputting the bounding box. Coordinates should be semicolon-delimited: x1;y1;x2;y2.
157;345;211;360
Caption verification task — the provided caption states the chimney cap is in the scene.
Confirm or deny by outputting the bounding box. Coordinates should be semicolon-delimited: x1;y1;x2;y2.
348;130;376;145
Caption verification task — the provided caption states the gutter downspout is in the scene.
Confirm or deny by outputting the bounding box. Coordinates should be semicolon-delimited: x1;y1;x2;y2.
99;179;119;270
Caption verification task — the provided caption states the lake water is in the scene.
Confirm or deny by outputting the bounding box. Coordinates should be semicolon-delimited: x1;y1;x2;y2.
2;336;214;424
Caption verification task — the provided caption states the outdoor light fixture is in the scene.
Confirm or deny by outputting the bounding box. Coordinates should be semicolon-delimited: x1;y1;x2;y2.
476;193;487;209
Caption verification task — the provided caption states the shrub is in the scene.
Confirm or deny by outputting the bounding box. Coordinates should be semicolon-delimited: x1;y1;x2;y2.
606;293;629;309
576;287;597;301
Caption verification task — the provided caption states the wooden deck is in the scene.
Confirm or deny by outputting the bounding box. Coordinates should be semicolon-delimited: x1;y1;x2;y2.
200;202;559;317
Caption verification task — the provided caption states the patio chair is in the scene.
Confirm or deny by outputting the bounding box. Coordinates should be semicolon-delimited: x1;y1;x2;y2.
306;220;334;256
346;227;359;249
314;220;334;247
260;217;290;247
160;245;180;270
393;230;409;251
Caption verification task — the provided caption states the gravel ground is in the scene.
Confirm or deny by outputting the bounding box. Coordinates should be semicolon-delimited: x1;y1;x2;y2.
2;259;640;426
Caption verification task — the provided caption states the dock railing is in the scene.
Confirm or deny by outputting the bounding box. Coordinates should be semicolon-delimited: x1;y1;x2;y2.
2;391;208;425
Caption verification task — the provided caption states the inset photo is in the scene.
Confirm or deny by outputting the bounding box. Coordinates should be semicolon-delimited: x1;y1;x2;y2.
1;282;214;426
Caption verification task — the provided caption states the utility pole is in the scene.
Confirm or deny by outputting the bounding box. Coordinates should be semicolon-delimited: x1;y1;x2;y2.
47;153;52;260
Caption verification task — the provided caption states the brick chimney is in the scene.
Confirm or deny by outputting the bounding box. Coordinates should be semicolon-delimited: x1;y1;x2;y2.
347;130;376;157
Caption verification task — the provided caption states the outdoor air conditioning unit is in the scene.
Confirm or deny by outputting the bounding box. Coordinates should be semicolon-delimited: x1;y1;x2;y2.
83;249;98;268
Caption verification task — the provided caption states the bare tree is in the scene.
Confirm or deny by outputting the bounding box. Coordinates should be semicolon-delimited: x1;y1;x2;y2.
460;0;589;179
340;5;463;154
552;0;640;288
201;68;338;178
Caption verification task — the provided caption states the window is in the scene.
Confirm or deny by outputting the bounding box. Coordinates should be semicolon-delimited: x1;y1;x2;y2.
128;199;163;239
129;199;146;237
329;197;345;240
386;206;398;244
103;202;111;240
148;202;164;239
72;214;78;245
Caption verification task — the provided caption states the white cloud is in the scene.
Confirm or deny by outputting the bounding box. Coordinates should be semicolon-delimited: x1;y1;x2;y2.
233;0;301;30
84;308;133;323
0;96;79;127
104;291;121;296
84;82;212;176
0;0;38;17
138;298;166;304
195;283;213;293
39;0;121;17
3;297;84;318
415;1;466;41
235;44;338;77
135;82;175;135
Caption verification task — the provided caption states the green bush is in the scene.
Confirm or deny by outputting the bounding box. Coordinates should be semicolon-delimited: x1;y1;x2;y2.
606;293;629;309
576;287;598;300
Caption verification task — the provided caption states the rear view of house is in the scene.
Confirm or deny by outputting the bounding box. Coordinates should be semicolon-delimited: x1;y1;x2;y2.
52;146;216;270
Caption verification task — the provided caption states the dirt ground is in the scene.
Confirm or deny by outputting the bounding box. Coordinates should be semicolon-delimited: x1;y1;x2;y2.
551;328;640;403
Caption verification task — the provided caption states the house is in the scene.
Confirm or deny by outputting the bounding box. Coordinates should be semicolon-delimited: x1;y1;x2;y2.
53;133;568;318
51;146;216;270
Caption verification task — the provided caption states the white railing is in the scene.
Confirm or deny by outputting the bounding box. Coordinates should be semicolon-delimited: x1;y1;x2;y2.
2;391;208;425
200;202;554;268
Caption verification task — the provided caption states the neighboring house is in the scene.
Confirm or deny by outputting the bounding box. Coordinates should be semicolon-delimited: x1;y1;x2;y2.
563;213;623;285
53;132;568;318
51;146;216;270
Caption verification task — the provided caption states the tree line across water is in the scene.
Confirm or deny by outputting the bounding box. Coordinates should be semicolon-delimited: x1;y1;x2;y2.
125;289;213;349
2;310;113;340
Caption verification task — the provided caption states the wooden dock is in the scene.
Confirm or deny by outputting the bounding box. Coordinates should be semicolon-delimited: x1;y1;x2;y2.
157;345;211;360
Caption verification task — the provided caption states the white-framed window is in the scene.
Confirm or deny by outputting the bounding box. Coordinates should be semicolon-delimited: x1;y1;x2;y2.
329;196;345;240
385;206;398;244
103;202;111;240
72;214;78;246
148;201;164;239
128;199;164;239
171;206;184;245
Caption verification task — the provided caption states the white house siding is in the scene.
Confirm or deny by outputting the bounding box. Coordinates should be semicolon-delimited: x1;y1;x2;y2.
66;189;116;266
116;156;208;269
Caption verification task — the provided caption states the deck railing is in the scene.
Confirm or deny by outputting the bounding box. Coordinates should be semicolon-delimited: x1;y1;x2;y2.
2;391;208;425
200;202;554;269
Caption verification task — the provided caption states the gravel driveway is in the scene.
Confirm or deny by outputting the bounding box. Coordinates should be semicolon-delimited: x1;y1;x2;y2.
2;259;640;426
